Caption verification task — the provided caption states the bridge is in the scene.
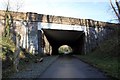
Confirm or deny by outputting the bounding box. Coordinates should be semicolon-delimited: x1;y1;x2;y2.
0;10;120;79
0;10;119;55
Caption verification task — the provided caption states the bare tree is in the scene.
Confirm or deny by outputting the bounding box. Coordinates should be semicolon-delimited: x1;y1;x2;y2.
3;0;24;72
110;0;120;22
3;0;11;37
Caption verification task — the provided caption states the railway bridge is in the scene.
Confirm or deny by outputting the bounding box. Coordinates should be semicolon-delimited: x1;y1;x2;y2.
0;10;119;55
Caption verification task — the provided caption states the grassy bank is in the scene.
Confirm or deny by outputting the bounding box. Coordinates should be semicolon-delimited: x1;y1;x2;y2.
78;33;119;79
1;36;42;78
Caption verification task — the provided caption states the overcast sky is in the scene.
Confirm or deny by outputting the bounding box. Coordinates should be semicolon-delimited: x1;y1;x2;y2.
0;0;118;23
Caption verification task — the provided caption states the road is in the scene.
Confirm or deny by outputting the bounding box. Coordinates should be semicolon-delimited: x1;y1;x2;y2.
39;55;108;79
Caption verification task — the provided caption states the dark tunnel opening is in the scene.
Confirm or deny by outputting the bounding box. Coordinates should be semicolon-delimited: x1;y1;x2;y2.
41;29;85;55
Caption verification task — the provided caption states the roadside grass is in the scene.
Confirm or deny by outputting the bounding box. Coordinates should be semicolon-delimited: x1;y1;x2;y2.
80;54;119;79
79;34;119;79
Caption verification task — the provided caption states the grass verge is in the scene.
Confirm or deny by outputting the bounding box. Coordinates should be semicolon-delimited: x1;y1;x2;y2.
78;34;119;80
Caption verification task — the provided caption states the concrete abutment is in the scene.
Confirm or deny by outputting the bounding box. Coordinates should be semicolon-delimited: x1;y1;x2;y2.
0;10;119;55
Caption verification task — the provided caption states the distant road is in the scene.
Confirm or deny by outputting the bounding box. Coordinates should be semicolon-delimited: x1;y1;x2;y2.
39;55;108;79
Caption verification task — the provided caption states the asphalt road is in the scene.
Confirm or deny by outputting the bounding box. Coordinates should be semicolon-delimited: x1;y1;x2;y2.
39;55;108;79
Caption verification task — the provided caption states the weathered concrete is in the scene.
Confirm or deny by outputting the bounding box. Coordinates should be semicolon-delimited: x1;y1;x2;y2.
0;10;119;28
0;10;119;55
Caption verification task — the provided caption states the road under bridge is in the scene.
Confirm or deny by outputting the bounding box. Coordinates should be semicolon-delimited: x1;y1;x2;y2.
42;29;85;55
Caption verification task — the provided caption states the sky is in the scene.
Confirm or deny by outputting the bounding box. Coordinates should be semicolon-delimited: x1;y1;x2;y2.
0;0;118;23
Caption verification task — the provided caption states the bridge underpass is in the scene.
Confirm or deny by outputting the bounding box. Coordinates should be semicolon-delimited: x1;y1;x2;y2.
42;29;85;55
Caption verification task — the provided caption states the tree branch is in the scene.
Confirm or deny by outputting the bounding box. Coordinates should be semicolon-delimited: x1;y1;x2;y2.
110;0;120;22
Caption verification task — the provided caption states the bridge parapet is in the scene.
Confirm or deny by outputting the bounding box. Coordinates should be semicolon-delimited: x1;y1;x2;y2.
0;10;119;28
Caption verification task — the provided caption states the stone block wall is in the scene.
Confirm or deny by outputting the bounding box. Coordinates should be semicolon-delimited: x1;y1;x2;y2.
0;10;119;54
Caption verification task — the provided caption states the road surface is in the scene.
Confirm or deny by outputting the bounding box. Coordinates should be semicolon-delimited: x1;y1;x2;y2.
39;55;108;79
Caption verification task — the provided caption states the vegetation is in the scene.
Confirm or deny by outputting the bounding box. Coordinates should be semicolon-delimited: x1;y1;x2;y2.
78;29;120;79
1;0;40;77
1;36;14;77
1;0;25;74
0;0;119;78
110;0;120;22
58;45;73;54
1;36;42;78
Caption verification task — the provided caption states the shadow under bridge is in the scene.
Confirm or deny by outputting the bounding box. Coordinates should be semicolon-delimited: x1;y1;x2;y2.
42;29;85;55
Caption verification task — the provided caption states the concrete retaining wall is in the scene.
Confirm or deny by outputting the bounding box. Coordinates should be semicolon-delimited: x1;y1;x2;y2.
0;10;119;54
